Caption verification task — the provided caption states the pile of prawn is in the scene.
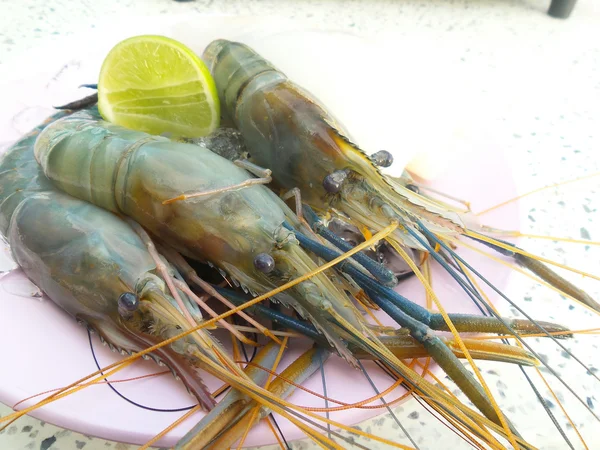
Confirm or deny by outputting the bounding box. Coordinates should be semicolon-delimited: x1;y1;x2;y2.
0;38;598;450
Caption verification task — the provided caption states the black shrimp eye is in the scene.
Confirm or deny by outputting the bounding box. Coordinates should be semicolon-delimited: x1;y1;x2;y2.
370;150;394;168
405;184;420;194
323;170;348;193
118;292;139;312
254;253;275;273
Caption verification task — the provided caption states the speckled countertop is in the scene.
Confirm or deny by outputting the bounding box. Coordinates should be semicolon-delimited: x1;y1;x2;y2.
1;1;599;449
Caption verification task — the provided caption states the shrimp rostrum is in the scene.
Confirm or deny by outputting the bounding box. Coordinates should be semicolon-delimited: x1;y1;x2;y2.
201;38;599;314
31;106;573;442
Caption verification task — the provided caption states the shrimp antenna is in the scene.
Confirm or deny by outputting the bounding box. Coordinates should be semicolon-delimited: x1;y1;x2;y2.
476;171;600;216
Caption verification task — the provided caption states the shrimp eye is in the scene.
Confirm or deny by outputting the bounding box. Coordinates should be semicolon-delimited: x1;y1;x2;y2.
323;170;348;193
118;292;139;312
370;150;394;168
254;253;275;273
405;184;420;194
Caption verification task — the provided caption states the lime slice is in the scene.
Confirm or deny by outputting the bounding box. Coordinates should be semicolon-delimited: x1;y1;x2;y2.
98;35;219;138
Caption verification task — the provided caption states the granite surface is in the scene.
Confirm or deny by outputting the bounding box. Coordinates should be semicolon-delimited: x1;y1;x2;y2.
1;0;600;449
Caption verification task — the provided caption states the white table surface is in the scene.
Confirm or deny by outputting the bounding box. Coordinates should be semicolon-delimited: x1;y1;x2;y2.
1;0;599;449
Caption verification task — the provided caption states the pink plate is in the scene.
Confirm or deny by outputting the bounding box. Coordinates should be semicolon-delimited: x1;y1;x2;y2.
0;16;518;448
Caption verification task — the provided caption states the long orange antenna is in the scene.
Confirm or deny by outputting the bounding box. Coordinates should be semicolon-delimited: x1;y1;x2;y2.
476;171;600;216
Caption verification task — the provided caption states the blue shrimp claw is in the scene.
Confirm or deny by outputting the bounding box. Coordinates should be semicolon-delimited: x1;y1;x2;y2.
285;224;568;429
215;286;538;366
469;234;600;312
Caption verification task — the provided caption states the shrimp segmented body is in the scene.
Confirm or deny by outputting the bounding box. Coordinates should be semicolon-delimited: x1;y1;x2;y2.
33;109;369;362
202;38;598;312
